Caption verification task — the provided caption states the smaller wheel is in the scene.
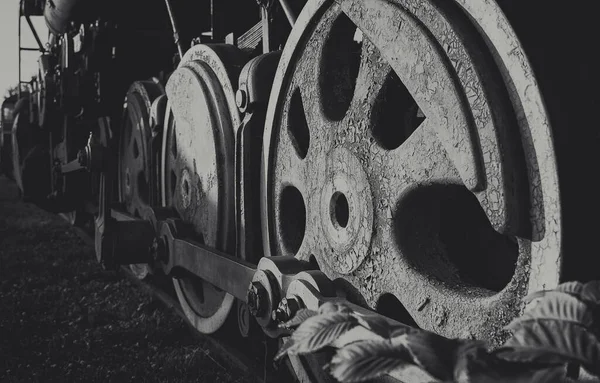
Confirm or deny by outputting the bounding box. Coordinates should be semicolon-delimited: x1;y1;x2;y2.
118;79;165;279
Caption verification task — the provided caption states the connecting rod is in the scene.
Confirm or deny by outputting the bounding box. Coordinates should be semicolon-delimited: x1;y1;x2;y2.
100;206;407;339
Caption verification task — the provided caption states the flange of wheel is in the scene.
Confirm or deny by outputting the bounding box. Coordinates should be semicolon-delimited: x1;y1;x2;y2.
262;0;561;351
118;78;165;279
161;44;247;334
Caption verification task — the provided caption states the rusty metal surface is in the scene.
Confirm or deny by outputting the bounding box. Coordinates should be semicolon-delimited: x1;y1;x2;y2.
262;0;561;348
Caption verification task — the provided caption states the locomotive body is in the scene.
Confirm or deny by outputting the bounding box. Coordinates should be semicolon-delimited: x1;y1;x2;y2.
5;0;599;381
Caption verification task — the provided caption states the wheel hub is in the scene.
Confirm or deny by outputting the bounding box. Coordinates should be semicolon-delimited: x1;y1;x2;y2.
317;146;373;274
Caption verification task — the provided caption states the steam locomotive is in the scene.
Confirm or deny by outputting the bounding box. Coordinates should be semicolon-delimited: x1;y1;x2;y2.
2;0;598;381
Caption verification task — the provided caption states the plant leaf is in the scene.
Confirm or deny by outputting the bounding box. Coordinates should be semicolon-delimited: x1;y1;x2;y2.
457;345;566;383
558;282;586;296
524;290;581;305
275;337;297;361
524;290;552;304
496;320;600;373
352;312;413;339
582;281;600;305
507;292;593;331
524;281;590;304
579;365;600;381
319;301;353;314
398;332;462;381
279;308;317;329
327;340;431;383
453;341;488;382
274;312;356;360
530;366;567;383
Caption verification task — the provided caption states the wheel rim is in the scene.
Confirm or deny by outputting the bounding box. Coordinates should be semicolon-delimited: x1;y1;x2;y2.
118;79;165;279
262;0;561;347
161;44;245;334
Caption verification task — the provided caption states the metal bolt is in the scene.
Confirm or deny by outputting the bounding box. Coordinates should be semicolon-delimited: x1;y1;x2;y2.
272;296;301;323
247;282;268;317
236;89;247;110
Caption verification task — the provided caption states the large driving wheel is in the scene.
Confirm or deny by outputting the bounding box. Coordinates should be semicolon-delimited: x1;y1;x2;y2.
260;1;590;379
161;44;247;334
118;79;165;279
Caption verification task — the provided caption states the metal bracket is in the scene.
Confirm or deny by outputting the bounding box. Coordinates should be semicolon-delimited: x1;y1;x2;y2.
230;52;282;337
234;52;282;267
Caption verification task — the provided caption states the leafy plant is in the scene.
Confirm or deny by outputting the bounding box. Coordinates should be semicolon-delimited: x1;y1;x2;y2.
275;281;600;382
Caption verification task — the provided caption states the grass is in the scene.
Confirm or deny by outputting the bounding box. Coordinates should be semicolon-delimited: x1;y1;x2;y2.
0;176;256;383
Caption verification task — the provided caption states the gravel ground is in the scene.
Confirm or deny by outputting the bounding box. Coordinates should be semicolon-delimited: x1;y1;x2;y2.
0;176;256;383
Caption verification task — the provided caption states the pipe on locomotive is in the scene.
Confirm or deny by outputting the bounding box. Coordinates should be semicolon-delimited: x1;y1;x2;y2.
278;0;297;25
163;0;185;59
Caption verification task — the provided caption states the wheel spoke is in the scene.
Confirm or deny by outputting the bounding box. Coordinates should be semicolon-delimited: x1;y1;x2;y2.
272;124;312;194
342;0;530;235
344;39;393;137
338;0;483;192
293;67;330;132
377;119;461;204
